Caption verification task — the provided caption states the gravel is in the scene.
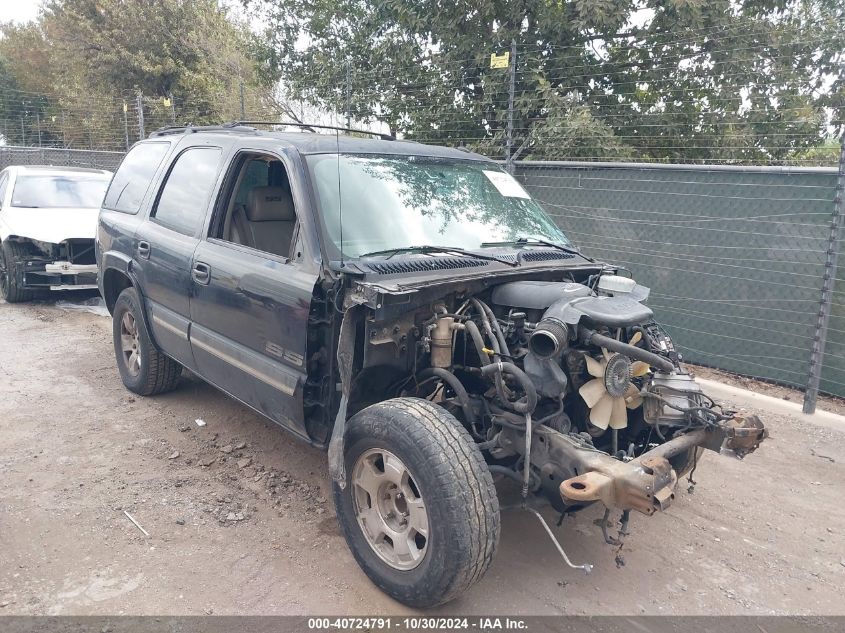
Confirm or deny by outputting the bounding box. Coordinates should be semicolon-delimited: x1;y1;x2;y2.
1;299;843;616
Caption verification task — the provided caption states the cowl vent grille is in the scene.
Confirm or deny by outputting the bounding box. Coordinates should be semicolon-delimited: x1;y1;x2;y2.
365;257;489;275
519;250;575;263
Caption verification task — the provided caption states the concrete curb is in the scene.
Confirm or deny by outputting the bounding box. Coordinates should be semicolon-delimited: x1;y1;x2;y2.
697;377;845;432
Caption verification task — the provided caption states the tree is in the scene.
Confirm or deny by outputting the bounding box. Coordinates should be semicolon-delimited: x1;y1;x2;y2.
250;0;844;164
0;0;282;149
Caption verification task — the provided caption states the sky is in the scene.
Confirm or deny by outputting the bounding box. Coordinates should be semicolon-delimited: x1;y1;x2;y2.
0;0;257;27
0;0;42;24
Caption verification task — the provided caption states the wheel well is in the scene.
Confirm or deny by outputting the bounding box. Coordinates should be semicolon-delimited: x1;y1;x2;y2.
349;364;411;417
102;268;133;314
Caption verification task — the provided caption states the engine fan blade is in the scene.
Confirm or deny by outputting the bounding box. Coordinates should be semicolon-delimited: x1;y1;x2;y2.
584;355;605;378
609;396;628;429
589;393;614;430
624;383;642;409
579;378;607;408
629;330;643;346
631;361;650;377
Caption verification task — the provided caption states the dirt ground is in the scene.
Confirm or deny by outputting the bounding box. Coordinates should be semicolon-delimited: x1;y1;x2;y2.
1;296;844;616
690;365;845;418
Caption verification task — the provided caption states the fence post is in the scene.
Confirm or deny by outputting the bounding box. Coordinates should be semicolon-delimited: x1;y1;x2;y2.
345;59;352;129
803;136;845;413
135;92;145;139
505;39;516;174
20;116;25;146
36;112;42;148
123;101;130;150
239;81;246;120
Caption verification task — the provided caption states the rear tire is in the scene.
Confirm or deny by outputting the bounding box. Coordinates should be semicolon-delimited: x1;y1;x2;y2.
112;287;182;395
0;241;37;303
333;397;500;608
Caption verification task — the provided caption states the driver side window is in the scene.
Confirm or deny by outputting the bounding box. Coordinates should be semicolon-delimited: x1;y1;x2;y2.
213;153;299;261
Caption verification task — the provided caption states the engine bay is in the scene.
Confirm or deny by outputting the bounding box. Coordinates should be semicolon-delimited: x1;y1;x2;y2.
345;269;768;543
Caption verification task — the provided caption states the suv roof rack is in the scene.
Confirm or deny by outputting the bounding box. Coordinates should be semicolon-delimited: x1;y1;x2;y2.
148;121;395;141
226;120;395;141
149;124;260;137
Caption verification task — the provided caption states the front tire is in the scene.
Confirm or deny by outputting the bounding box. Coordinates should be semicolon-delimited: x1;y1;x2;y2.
333;397;500;608
112;287;182;395
0;241;37;303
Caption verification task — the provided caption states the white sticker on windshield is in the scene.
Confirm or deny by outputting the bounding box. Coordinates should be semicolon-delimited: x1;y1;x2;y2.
483;170;531;198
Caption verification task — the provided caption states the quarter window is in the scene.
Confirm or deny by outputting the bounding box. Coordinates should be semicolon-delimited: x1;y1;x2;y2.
103;142;170;214
153;147;222;236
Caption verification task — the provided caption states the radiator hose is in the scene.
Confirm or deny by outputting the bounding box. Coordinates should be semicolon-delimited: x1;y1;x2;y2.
480;362;538;414
579;326;675;373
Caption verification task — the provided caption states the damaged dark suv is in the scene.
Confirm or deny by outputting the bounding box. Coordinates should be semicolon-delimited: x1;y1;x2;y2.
97;123;767;608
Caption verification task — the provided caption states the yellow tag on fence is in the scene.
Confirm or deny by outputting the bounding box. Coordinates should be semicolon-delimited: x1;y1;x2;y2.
490;52;510;69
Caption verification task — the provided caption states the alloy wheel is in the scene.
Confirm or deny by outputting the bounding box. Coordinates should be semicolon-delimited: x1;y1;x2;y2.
120;311;142;376
351;448;429;570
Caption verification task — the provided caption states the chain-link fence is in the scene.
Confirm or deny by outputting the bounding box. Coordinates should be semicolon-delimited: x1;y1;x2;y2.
1;139;840;407
0;16;843;409
0;86;289;153
0;146;124;171
514;160;844;407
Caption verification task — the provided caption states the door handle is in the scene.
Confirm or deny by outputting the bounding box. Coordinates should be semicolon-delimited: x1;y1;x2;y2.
137;240;151;259
192;262;211;285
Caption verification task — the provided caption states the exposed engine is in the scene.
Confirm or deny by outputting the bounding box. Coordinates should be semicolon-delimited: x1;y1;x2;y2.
398;273;767;524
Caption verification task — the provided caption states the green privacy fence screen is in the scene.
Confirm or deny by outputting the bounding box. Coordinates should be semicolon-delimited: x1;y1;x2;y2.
3;145;842;400
514;161;844;399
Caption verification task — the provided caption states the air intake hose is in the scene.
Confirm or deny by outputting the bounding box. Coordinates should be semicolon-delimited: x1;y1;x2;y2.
528;298;571;359
579;326;675;373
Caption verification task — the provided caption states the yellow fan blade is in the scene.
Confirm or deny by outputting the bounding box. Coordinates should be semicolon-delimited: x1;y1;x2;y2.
579;378;607;409
625;383;642;409
609;396;628;429
585;355;605;379
629;331;643;346
631;361;650;377
589;393;613;430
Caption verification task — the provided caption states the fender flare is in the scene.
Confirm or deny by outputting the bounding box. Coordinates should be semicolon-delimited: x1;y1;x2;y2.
100;251;161;353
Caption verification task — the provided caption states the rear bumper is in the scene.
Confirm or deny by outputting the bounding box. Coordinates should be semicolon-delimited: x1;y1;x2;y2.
22;261;98;290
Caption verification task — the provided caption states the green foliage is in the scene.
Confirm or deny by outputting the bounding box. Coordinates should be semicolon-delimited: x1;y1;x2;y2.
0;0;280;148
252;0;844;164
787;138;842;166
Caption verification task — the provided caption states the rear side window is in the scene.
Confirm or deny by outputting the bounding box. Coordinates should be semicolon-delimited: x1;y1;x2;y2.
152;147;222;236
103;142;170;214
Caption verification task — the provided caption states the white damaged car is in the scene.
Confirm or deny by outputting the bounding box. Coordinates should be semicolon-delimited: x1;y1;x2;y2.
0;165;113;302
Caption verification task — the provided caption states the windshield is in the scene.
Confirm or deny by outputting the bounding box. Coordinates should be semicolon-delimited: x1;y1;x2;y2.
11;174;111;209
306;154;569;258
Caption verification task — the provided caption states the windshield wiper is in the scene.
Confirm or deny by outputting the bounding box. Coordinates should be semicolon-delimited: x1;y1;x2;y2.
480;237;592;261
359;245;518;267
